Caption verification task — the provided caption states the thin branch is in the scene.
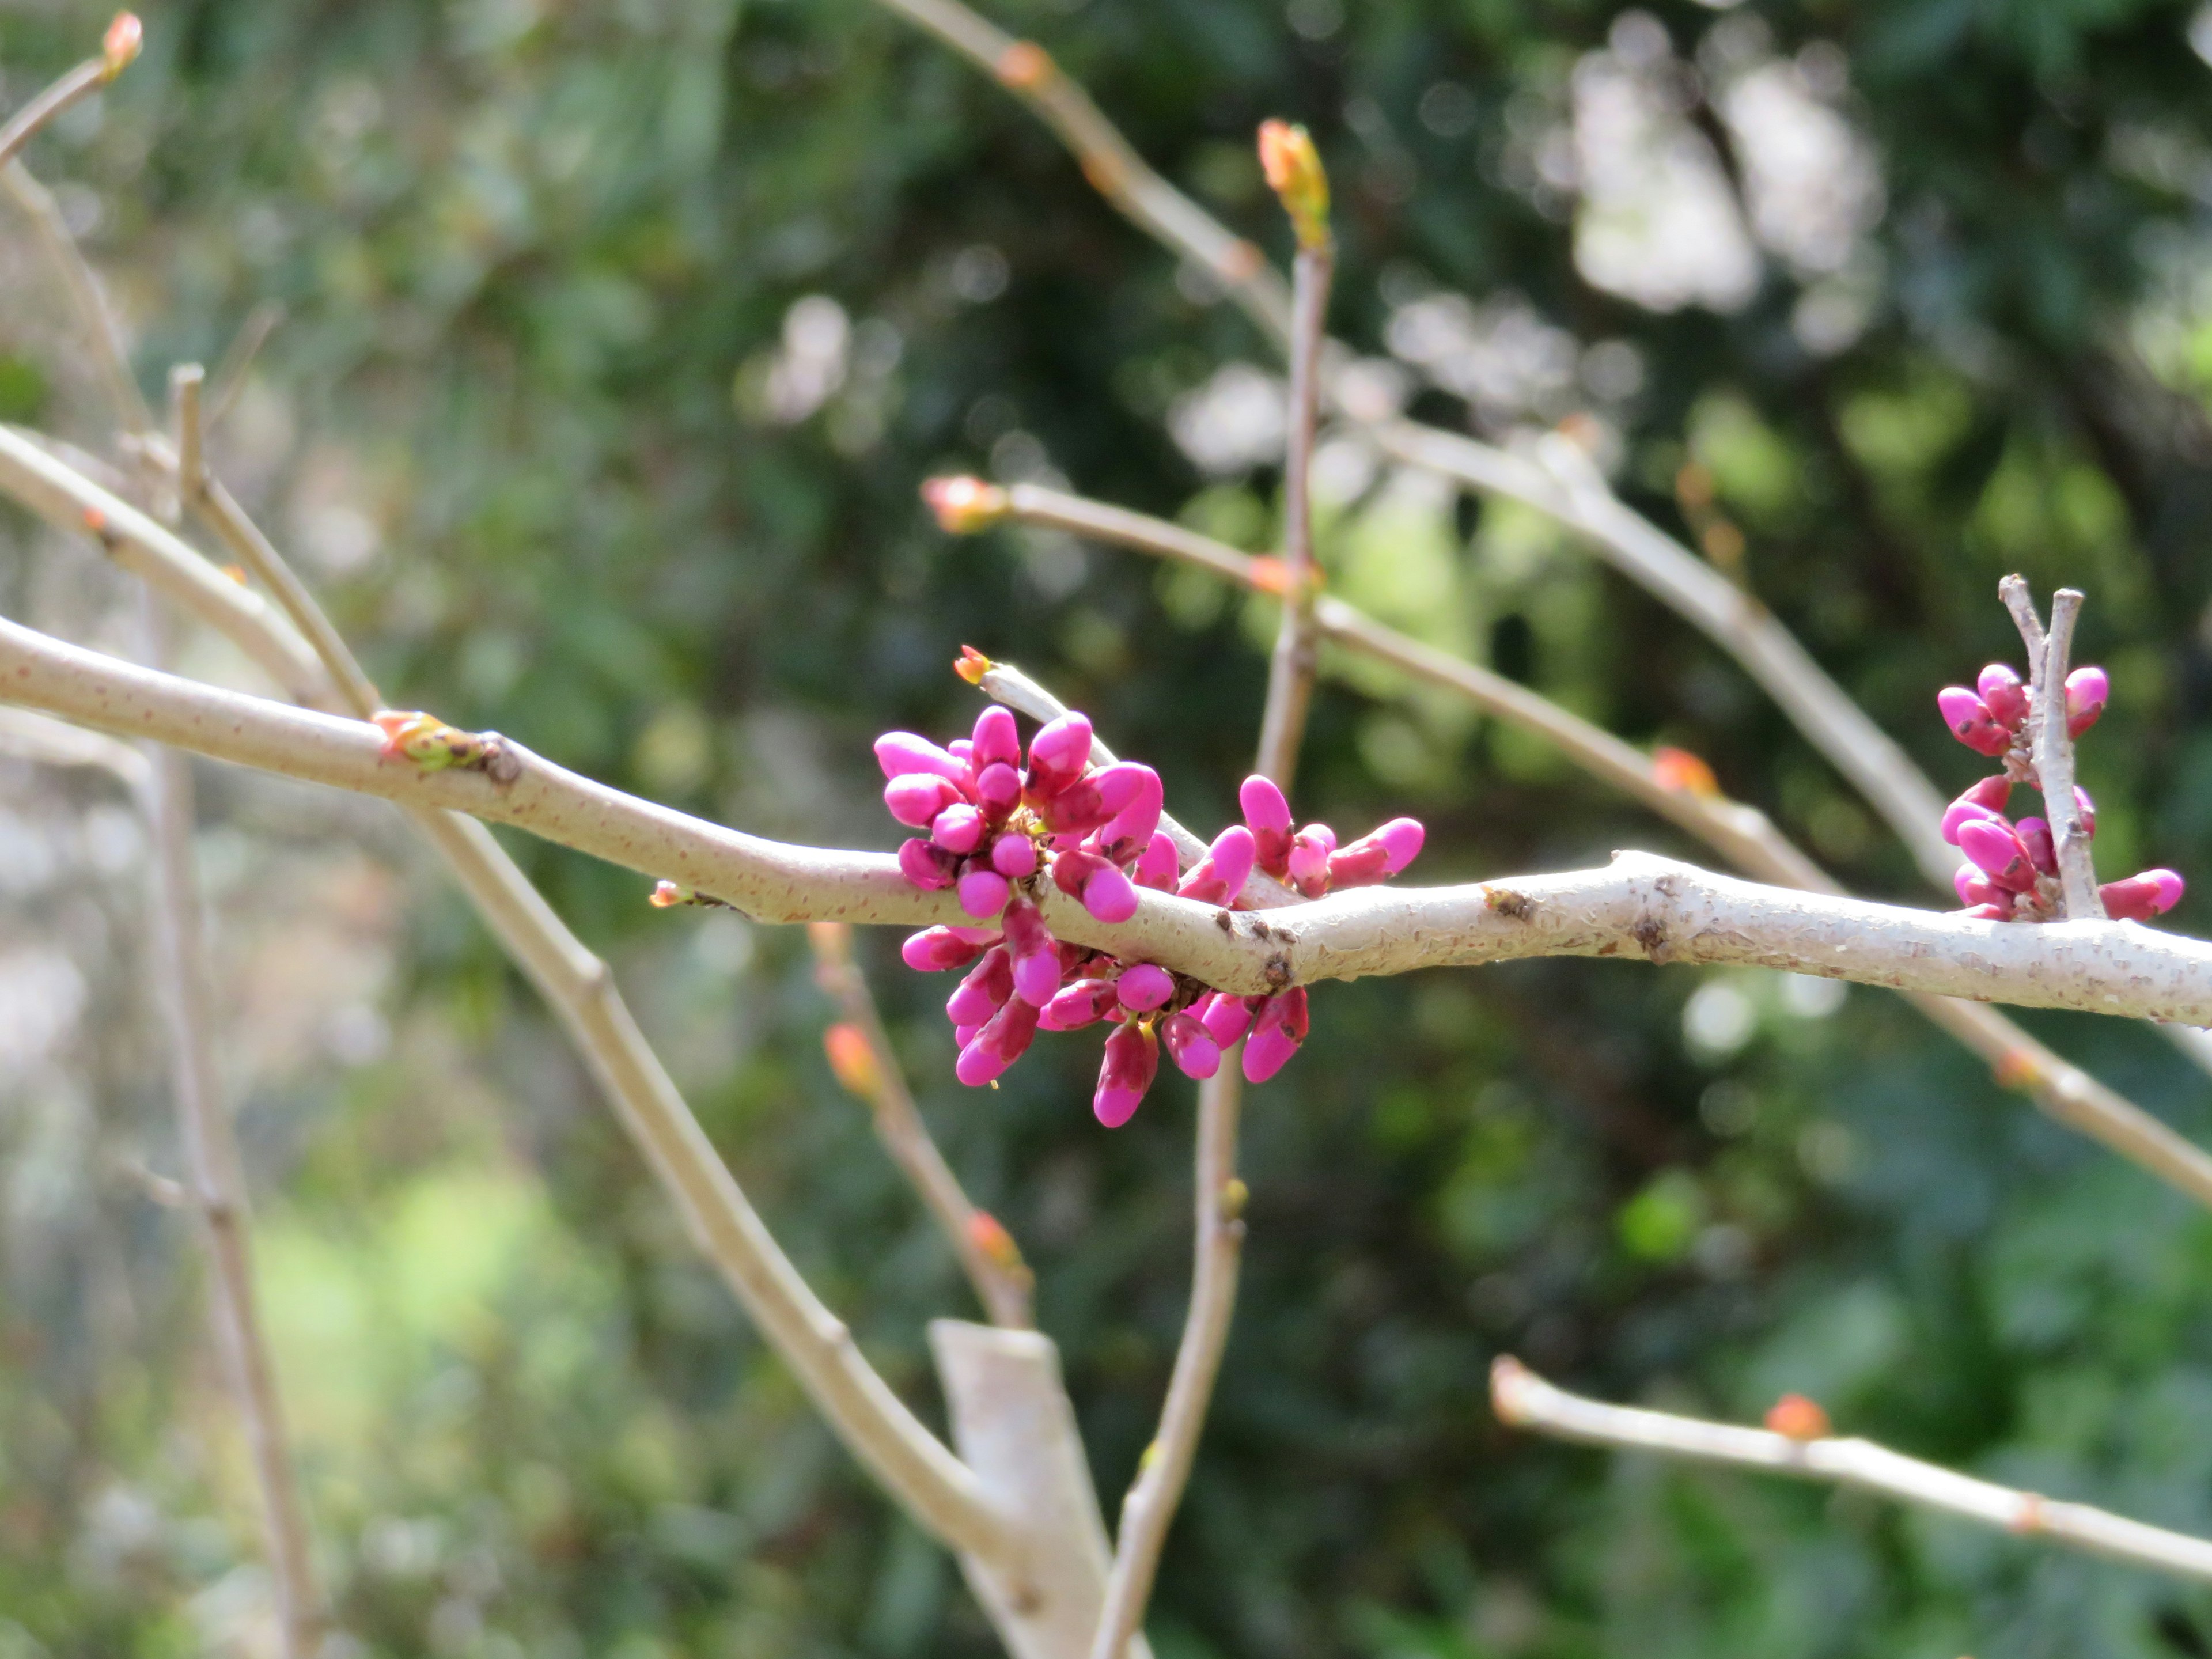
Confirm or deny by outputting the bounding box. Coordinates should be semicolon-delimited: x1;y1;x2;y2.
869;0;1290;342
1493;1356;2212;1585
1090;1067;1245;1659
2035;590;2104;920
135;595;323;1657
1;165;151;434
204;301;285;432
18;620;2212;1022
0;702;146;782
809;921;1034;1330
988;484;2212;1204
0;59;108;174
1252;245;1331;790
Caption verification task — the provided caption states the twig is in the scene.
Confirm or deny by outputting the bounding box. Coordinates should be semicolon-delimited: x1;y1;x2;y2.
204;301;285;431
0;52;113;175
809;921;1034;1329
1252;243;1330;791
0;702;146;782
1089;1067;1246;1659
1;165;150;434
19;621;2212;1022
868;0;1289;342
986;484;2212;1205
134;594;323;1656
2035;590;2104;920
1493;1356;2212;1584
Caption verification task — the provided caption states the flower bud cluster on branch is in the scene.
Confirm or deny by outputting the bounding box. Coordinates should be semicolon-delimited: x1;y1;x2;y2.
884;686;1421;1123
1938;658;2180;923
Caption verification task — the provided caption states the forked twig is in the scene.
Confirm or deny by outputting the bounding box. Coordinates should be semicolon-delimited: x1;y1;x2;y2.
809;921;1035;1330
1494;1356;2212;1584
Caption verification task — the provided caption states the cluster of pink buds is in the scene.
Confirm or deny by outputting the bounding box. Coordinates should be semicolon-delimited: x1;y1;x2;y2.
1937;661;2181;923
882;699;1423;1127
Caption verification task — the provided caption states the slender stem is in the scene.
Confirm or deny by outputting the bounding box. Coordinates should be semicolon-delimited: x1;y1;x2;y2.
1252;245;1331;792
993;484;2212;1204
135;596;323;1657
204;301;285;431
1089;1067;1245;1659
0;59;107;173
2035;590;2104;920
809;921;1034;1329
1493;1356;2212;1584
1;164;151;433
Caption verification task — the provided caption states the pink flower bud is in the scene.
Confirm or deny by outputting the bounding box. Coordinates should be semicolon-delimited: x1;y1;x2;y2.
2064;666;2108;738
1002;897;1062;1006
1162;1011;1221;1079
931;803;986;854
876;732;968;785
1952;863;1992;907
1199;991;1255;1048
1976;663;2028;730
1287;825;1334;897
1135;831;1180;891
1026;713;1093;794
1116;964;1173;1012
1937;687;2012;757
1240;775;1294;877
2015;816;2056;876
2074;786;2095;838
899;839;959;891
1242;987;1310;1084
1094;765;1164;865
1094;1021;1158;1128
975;762;1023;816
902;926;992;972
990;832;1039;879
1179;825;1256;906
955;1021;983;1047
1957;818;2037;892
886;772;964;828
958;868;1012;918
1941;800;2003;846
1329;817;1427;888
1041;978;1119;1031
1051;847;1140;923
971;704;1021;772
946;948;1013;1025
957;996;1040;1086
1957;901;2014;921
2100;868;2184;922
1037;777;1112;836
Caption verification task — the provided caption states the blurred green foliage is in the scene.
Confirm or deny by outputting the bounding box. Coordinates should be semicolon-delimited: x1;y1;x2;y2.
6;0;2212;1654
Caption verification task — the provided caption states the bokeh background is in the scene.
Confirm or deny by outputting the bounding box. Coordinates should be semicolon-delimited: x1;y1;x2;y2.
5;0;2212;1653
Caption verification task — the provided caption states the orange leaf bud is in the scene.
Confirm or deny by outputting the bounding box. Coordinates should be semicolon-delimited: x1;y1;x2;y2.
1257;120;1330;250
1764;1393;1830;1441
953;644;994;686
102;13;142;79
1652;746;1721;798
921;475;1009;535
966;1210;1025;1272
648;880;690;908
824;1023;882;1098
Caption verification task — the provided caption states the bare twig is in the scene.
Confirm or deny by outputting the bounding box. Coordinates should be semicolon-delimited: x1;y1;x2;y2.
1252;243;1331;790
986;484;2212;1205
0;56;111;175
204;301;285;431
1493;1356;2212;1584
2035;590;2104;920
1;165;151;434
1089;1067;1246;1659
135;594;322;1656
809;921;1034;1329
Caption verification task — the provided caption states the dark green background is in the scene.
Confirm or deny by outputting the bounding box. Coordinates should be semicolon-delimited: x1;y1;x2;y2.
6;0;2212;1653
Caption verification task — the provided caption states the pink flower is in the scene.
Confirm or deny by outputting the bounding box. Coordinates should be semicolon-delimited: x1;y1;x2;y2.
875;732;968;785
902;926;993;972
1957;818;2038;893
1179;825;1256;906
931;802;986;854
1198;991;1255;1048
1094;764;1164;864
1041;978;1119;1031
1240;775;1294;878
1937;687;2012;757
1976;663;2028;730
1115;964;1173;1012
957;997;1040;1086
2015;816;2056;877
1094;1021;1158;1128
975;762;1023;816
2101;869;2184;922
958;868;1012;918
946;947;1013;1027
1941;775;2012;846
1025;712;1093;797
900;839;958;891
1286;824;1335;897
886;772;965;828
1002;897;1062;1006
1051;847;1141;923
2064;666;2108;738
1327;817;1425;889
991;832;1039;879
2074;786;2096;837
1242;987;1309;1083
1161;1011;1221;1079
1135;831;1180;891
971;704;1022;771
